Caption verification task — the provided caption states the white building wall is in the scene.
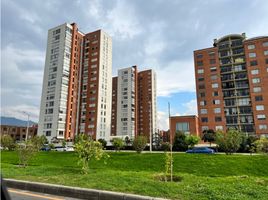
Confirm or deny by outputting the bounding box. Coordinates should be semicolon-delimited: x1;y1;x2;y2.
38;23;73;142
96;31;112;142
151;70;158;136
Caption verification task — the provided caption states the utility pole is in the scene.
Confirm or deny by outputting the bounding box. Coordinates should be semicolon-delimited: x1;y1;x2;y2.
168;102;173;182
23;111;30;141
149;101;152;152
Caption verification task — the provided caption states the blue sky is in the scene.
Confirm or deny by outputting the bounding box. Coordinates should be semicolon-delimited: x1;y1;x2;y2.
1;0;268;130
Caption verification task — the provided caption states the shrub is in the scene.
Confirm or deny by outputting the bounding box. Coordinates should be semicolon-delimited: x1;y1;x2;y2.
164;152;173;182
31;135;48;150
98;139;107;149
185;135;200;149
254;138;268;154
161;142;171;152
0;134;16;150
111;138;124;152
216;129;243;155
202;129;216;146
133;136;147;153
75;134;108;174
173;131;188;151
17;140;38;167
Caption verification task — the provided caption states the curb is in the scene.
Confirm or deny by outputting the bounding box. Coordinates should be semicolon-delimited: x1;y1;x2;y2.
4;179;168;200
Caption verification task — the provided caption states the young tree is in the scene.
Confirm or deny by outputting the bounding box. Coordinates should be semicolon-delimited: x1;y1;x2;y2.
186;135;200;149
17;140;38;167
111;138;124;152
124;136;132;147
75;134;108;174
202;129;216;146
61;139;67;148
173;131;188;151
31;135;48;151
98;138;107;149
0;134;16;150
164;152;173;182
254;138;268;154
216;128;243;155
133;135;147;153
161;142;171;152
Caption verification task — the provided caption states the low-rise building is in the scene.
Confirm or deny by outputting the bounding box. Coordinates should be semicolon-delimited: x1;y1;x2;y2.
0;125;38;141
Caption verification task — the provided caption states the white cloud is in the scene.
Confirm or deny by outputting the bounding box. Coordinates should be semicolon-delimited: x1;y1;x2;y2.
183;99;198;115
157;111;169;131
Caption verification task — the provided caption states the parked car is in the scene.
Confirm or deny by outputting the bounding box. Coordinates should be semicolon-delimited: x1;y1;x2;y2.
55;146;66;151
186;147;215;154
40;146;51;151
66;146;74;152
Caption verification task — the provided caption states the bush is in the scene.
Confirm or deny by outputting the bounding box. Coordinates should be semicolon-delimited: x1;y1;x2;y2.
202;129;216;146
239;135;258;153
31;135;48;150
185;135;200;149
111;138;124;152
254;138;268;154
216;129;243;154
161;142;171;152
173;131;188;151
0;134;16;150
75;134;108;174
17;140;38;167
133;136;147;153
98;139;107;149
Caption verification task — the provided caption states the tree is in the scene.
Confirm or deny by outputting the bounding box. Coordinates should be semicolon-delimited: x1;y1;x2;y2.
254;138;268;154
74;134;108;174
239;135;258;153
161;142;171;152
124;136;132;146
173;131;188;151
17;140;38;167
186;135;200;149
98;139;107;149
133;135;147;153
61;139;66;148
164;152;173;182
0;134;16;150
111;138;124;152
216;128;243;155
202;129;216;146
31;135;48;150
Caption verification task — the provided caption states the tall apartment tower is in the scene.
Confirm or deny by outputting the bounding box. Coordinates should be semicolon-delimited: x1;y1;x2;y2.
38;23;112;142
111;66;157;141
194;34;268;136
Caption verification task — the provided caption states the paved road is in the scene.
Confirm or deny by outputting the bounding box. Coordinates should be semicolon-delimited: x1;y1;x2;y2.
8;188;81;200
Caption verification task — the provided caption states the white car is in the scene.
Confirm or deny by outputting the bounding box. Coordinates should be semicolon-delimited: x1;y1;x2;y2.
55;146;66;151
66;146;74;152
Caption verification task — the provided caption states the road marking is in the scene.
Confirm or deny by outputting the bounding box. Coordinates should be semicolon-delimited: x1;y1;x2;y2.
8;189;64;200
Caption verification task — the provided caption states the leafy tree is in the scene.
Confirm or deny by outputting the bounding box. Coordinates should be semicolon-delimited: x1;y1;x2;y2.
133;135;147;153
173;131;188;151
111;138;124;152
254;138;268;154
17;140;38;167
216;128;243;155
186;135;200;149
202;129;216;146
61;139;66;148
0;134;16;150
48;143;55;149
31;135;48;150
74;134;108;174
161;142;171;152
124;136;132;146
98;138;107;149
239;135;258;153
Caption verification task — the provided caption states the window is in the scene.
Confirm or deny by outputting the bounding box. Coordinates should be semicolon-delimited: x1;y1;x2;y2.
251;69;259;75
213;100;220;104
259;125;267;130
257;115;266;120
264;50;268;56
202;126;208;131
210;67;217;72
253;87;261;93
256;105;264;111
197;69;204;74
211;75;217;80
196;54;203;59
200;101;206;106
263;42;268;47
255;95;263;101
249;52;256;58
176;122;189;132
200;109;207;114
212;83;219;88
199;92;205;97
213;91;219;96
214;108;221;113
210;59;216;64
215;117;222;122
266;58;268;64
250;60;258;66
247;44;255;49
199;84;205;89
197;61;203;66
198;77;204;81
252;78;260;84
45;131;51;136
215;126;223;130
201;117;208;123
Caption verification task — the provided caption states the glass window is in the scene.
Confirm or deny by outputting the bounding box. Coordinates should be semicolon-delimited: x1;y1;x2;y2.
251;69;259;75
255;95;263;101
211;75;217;80
176;122;189;132
210;67;217;72
201;117;208;122
213;91;219;96
253;87;261;93
247;44;255;49
196;54;203;59
252;78;260;84
197;69;204;74
200;101;206;106
212;83;219;88
202;126;208;131
200;109;207;114
249;52;256;58
213;100;220;104
214;108;221;113
250;60;258;66
264;50;268;56
215;117;222;122
197;61;203;66
256;105;264;111
259;125;267;130
215;126;223;130
257;115;266;120
263;42;268;47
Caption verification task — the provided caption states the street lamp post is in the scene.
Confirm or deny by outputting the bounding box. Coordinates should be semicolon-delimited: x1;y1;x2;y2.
23;111;30;141
149;101;152;152
168;102;173;182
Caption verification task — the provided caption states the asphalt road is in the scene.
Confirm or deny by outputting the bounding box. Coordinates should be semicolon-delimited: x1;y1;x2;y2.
8;188;81;200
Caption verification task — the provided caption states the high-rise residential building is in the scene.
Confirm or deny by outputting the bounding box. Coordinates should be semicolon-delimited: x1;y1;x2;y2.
194;34;268;136
111;66;157;141
38;23;112;142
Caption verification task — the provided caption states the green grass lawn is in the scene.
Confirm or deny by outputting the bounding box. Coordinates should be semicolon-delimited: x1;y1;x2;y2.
1;151;268;200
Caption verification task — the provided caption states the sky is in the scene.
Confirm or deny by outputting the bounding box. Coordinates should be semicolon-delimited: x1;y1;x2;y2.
1;0;268;130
